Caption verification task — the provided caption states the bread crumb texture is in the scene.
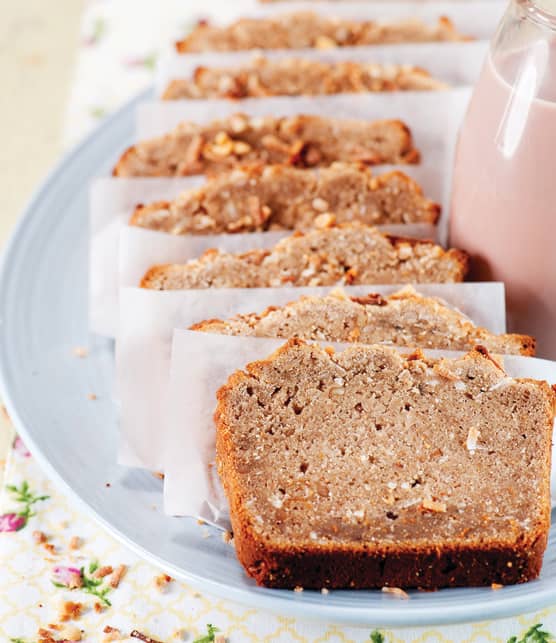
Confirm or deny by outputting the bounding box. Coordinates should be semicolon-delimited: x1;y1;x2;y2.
215;340;554;589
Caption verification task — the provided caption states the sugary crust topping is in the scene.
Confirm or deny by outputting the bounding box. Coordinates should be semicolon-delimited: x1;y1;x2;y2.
176;12;471;52
163;57;448;100
130;163;440;234
190;285;535;356
140;223;469;290
113;114;419;177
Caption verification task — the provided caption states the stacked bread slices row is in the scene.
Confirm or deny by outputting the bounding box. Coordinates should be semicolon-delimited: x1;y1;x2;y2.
101;3;555;593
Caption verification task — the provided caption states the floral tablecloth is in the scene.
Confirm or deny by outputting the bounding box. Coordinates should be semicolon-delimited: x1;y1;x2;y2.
2;1;556;641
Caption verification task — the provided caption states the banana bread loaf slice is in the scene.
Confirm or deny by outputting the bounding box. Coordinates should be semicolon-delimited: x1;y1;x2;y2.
130;163;440;234
215;340;555;589
163;57;448;100
140;223;468;290
177;12;469;52
113;114;419;178
191;286;535;356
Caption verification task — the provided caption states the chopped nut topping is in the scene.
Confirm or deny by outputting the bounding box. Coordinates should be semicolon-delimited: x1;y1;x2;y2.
152;471;165;480
233;141;251;156
87;393;97;400
491;583;504;590
397;243;413;260
229;114;248;133
382;586;410;599
311;197;329;212
33;530;47;544
315;35;337;49
313;212;336;229
421;498;447;513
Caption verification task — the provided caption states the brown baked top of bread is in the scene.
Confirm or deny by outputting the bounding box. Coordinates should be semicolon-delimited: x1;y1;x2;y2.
191;286;535;356
140;223;468;290
163;57;448;100
130;163;440;234
113;113;419;178
215;340;554;589
177;12;470;53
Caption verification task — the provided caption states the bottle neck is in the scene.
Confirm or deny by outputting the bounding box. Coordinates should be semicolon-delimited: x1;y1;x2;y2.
513;0;556;32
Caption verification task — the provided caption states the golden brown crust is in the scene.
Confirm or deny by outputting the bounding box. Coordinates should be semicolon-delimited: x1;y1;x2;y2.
190;287;536;356
215;341;554;589
139;264;174;289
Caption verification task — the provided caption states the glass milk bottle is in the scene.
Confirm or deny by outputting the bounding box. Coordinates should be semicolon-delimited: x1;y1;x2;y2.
450;0;556;358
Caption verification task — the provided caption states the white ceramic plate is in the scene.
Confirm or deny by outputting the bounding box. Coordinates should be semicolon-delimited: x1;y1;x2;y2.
1;90;555;627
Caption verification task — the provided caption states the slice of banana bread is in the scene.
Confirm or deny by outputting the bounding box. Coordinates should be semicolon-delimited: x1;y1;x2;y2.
140;223;468;290
163;57;448;100
177;12;469;52
130;163;440;234
191;286;535;356
215;340;555;589
113;114;419;178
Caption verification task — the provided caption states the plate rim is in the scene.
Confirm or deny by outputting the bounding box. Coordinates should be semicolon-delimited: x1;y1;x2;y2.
0;88;555;628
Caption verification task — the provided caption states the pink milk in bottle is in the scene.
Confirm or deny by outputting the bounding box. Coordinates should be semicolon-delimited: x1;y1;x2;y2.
450;0;556;358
